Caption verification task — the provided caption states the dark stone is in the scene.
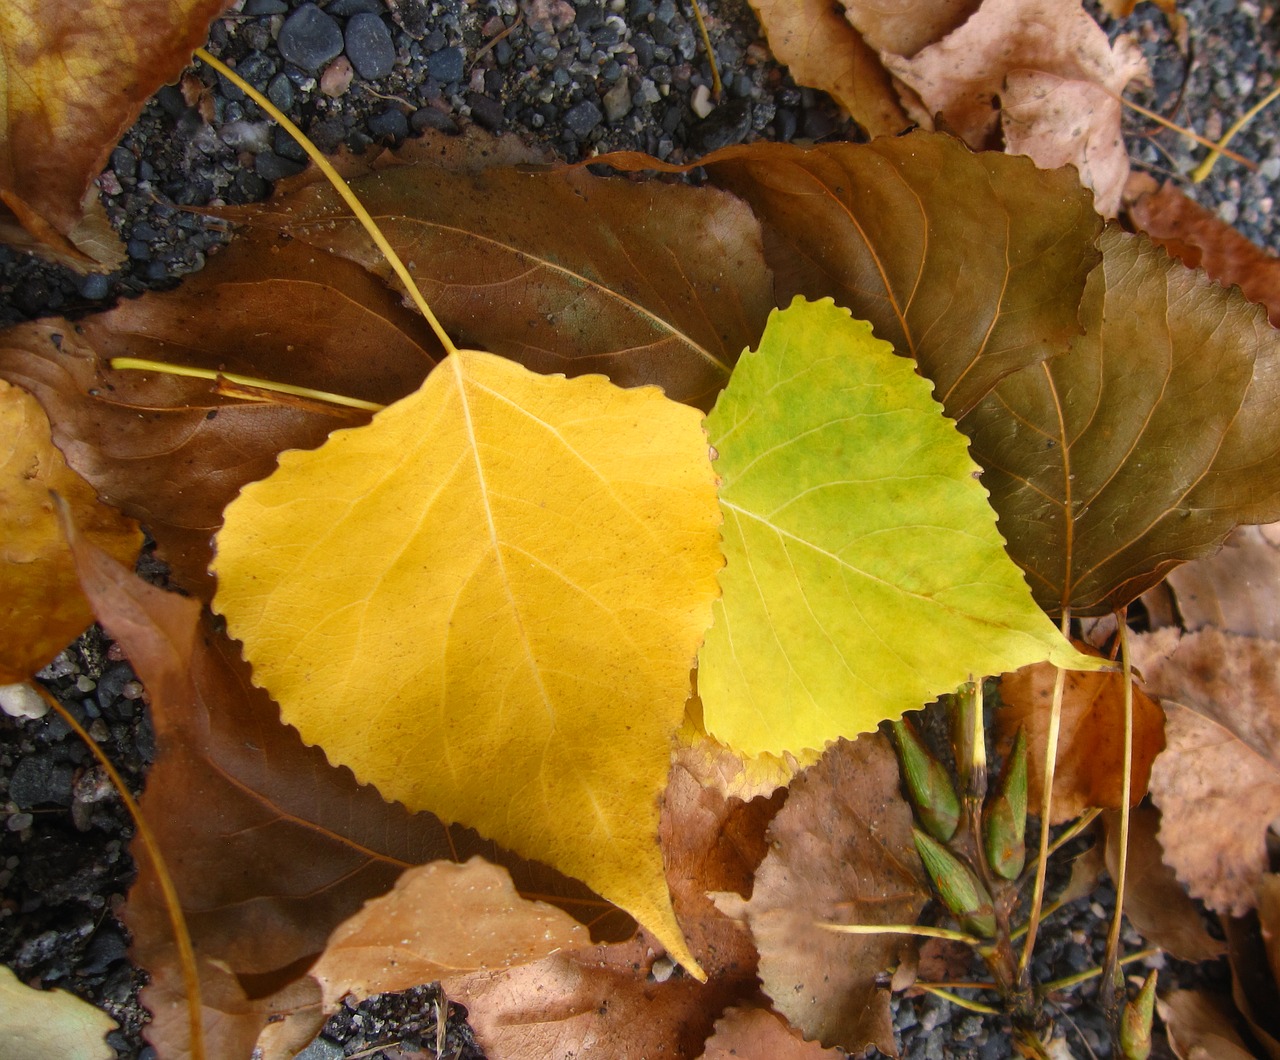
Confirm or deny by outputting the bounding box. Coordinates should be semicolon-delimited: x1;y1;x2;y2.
278;3;344;73
255;152;308;181
687;98;752;153
80;928;129;975
274;125;309;161
267;72;295;111
243;0;287;12
564;99;603;139
232;168;270;202
345;13;397;79
9;755;75;808
328;0;384;13
368;107;409;141
78;273;111;301
236;50;276;89
465;92;505;131
126;238;151;261
410;107;458;133
95;664;133;711
109;146;137;180
426;46;464;83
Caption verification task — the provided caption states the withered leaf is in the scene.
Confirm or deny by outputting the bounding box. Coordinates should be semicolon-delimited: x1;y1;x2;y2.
963;227;1280;616
700;1005;845;1059
1164;522;1280;639
997;646;1165;823
1224;905;1280;1059
1133;628;1280;916
1157;989;1257;1060
840;0;981;60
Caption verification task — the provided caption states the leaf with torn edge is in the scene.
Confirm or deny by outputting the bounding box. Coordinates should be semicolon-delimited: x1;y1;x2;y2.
214;350;722;975
698;297;1097;758
0;963;117;1060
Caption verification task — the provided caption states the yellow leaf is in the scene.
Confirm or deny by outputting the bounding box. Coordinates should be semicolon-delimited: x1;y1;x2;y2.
212;350;722;975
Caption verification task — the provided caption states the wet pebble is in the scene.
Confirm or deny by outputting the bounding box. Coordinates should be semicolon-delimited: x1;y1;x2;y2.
278;3;344;73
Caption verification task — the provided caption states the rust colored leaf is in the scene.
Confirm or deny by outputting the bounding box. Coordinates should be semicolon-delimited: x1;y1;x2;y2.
964;227;1280;616
1157;989;1257;1060
1134;629;1280;916
746;0;907;136
1164;523;1280;639
883;0;1147;215
445;761;776;1059
311;858;590;1010
997;646;1165;824
0;232;442;596
700;1005;845;1059
0;0;231;268
841;0;981;59
254;158;774;409
719;734;929;1054
61;526;630;1056
1103;807;1225;963
0;380;140;681
1131;182;1280;327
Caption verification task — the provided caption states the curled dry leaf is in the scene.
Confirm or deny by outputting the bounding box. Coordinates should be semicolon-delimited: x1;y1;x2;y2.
0;0;231;268
718;733;930;1055
59;515;627;1057
964;227;1280;616
745;0;907;137
310;857;590;1011
840;0;981;59
700;1005;845;1059
0;379;140;681
1157;989;1258;1060
1133;628;1280;916
445;762;776;1059
1163;522;1280;639
1131;181;1280;327
1102;806;1225;963
883;0;1147;215
0;963;117;1060
996;646;1165;824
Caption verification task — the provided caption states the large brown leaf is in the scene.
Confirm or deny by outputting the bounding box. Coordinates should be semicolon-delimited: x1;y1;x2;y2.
682;133;1103;418
0;0;231;268
61;519;633;1057
0;232;441;595
962;227;1280;616
840;0;981;59
247;157;773;409
716;734;929;1055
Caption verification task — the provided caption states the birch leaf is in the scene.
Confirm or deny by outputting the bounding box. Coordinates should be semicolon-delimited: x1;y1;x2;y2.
213;350;722;975
698;297;1098;758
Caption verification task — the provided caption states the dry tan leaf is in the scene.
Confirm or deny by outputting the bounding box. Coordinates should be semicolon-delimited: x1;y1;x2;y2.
0;379;140;682
1158;989;1257;1060
840;0;981;59
311;858;590;1010
997;648;1165;824
747;0;907;136
722;734;930;1055
1133;628;1280;916
1131;182;1280;327
700;1005;845;1059
1163;523;1280;639
884;0;1148;215
0;0;231;268
1103;806;1225;962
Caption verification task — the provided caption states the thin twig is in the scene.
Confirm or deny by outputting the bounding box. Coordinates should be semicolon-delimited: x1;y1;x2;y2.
1099;615;1134;1013
1118;94;1258;170
1191;81;1280;182
913;983;1002;1015
821;922;983;946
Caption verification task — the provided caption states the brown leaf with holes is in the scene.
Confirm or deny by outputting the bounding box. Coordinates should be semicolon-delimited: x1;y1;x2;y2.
700;1006;845;1059
444;762;777;1059
1103;806;1225;963
997;645;1165;824
717;734;929;1055
883;0;1147;215
1133;628;1280;916
746;0;907;136
1131;182;1280;327
0;0;232;268
60;512;632;1057
1163;522;1280;639
0;379;140;681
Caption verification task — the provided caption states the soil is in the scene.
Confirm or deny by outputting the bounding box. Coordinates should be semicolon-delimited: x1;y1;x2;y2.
1;0;1275;1057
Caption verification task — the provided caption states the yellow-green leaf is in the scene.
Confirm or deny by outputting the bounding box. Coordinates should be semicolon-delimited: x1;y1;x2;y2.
698;298;1100;758
0;963;116;1060
212;350;722;975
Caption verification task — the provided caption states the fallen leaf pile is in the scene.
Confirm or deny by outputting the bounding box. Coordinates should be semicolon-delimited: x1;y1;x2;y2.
6;1;1280;1058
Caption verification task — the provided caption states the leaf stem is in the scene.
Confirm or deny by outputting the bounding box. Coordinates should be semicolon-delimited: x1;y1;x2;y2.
33;683;205;1059
913;983;1003;1015
107;356;386;412
821;922;982;946
687;0;722;100
1019;610;1071;982
1118;94;1258;170
1099;614;1135;1014
1038;947;1160;994
1191;82;1280;182
193;47;459;357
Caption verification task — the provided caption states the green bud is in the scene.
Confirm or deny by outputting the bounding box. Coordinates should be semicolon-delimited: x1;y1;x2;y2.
892;717;961;842
1120;970;1157;1060
983;727;1028;880
912;828;996;937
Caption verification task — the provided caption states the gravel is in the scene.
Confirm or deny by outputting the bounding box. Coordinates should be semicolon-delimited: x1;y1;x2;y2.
1;0;1271;1056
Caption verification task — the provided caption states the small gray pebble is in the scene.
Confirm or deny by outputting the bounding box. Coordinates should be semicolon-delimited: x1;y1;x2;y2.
426;46;464;83
466;92;505;131
278;3;344;73
345;13;396;79
243;0;287;12
267;72;295;111
564;99;604;139
602;79;632;122
328;0;383;13
255;152;308;181
368;107;409;141
411;107;459;134
9;755;75;808
688;98;752;153
78;273;111;300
